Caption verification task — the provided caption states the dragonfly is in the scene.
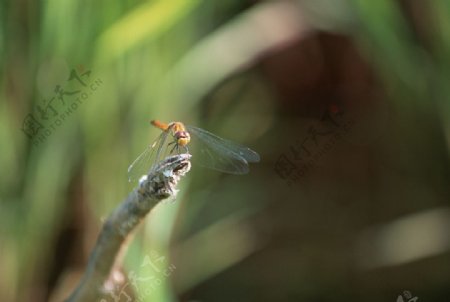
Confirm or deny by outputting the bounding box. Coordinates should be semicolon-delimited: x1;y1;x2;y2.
127;120;260;182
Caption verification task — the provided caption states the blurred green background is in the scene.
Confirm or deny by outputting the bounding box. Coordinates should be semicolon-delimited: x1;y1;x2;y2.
1;0;450;301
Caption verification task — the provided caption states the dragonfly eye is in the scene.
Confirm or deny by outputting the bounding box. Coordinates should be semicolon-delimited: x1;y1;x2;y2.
176;131;190;139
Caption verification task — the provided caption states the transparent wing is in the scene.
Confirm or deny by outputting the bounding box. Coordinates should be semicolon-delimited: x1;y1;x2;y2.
186;125;260;174
127;130;172;182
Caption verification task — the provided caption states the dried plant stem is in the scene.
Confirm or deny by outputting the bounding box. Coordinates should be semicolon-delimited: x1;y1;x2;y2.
65;154;191;302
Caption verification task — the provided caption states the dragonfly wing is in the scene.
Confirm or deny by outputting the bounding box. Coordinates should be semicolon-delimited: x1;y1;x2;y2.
195;143;250;174
186;125;260;174
127;130;171;182
127;144;155;182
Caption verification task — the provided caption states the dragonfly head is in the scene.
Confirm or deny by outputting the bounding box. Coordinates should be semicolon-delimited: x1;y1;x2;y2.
175;130;190;147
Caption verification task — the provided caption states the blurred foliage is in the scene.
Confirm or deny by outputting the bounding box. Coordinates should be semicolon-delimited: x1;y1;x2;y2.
1;0;449;302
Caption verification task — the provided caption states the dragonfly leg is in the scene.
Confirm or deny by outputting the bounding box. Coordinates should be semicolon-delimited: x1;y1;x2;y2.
169;142;179;154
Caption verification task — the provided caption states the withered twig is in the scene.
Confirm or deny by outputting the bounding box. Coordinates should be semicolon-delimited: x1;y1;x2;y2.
65;154;191;302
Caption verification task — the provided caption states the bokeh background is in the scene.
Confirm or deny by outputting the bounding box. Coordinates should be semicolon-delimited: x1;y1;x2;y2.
1;0;450;301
